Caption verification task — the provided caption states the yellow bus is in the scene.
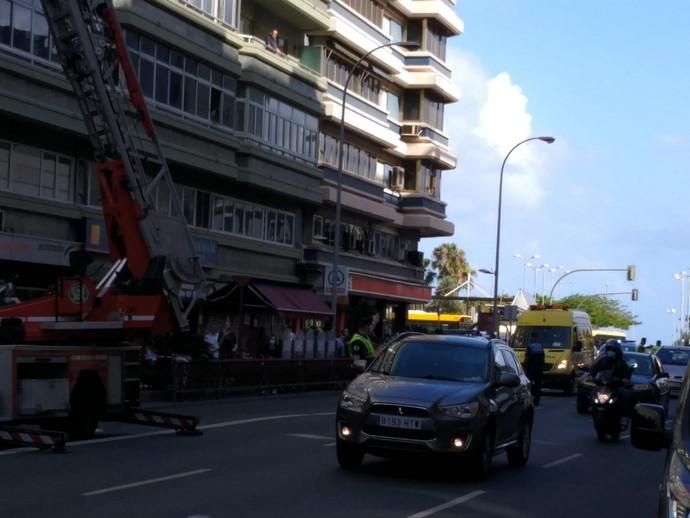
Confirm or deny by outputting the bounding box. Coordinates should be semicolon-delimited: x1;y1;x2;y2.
406;310;472;333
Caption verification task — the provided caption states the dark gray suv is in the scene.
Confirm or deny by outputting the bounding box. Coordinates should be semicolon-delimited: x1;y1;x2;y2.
335;335;534;479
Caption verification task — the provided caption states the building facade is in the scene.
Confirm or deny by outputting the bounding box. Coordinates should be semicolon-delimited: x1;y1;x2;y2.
0;0;460;354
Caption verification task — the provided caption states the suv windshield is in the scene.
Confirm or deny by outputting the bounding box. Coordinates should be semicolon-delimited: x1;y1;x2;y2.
656;349;690;366
369;341;490;383
513;326;571;349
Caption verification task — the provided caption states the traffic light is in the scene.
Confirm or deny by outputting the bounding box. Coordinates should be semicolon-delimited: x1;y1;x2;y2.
631;288;639;301
627;265;636;281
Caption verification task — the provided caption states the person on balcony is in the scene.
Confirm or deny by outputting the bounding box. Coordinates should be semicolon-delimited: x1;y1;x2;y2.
265;29;283;55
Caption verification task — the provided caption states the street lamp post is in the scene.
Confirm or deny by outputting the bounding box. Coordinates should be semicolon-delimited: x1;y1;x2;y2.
674;272;689;338
667;308;677;344
330;40;419;329
492;137;555;334
513;253;540;292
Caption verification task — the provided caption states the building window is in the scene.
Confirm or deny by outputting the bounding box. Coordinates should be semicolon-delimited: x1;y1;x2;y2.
0;0;60;67
318;133;377;181
386;91;400;120
239;87;318;163
421;161;441;199
180;0;238;28
125;29;236;130
403;90;420;121
387;17;403;42
326;52;381;105
422;93;444;130
340;0;383;26
0;140;74;202
426;20;448;61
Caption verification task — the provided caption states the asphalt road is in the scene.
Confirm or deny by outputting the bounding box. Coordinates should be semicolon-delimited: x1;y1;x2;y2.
0;390;670;518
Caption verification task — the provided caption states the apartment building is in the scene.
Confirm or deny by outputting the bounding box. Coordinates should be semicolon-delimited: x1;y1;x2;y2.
0;0;460;351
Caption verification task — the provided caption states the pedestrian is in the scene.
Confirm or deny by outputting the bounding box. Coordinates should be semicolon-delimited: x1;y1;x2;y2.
265;28;283;55
637;337;647;353
347;317;376;360
525;330;545;406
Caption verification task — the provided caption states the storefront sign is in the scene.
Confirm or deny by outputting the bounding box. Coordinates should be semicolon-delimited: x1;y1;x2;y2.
350;274;431;303
324;265;349;296
0;232;80;266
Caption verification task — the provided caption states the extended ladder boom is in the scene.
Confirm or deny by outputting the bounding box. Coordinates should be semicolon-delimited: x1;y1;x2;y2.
40;0;207;331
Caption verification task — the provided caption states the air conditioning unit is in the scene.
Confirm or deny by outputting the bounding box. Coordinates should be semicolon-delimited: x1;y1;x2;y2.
389;166;405;191
400;124;423;137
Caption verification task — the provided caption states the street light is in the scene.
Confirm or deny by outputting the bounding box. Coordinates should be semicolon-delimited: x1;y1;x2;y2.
492;137;555;333
513;253;540;291
330;40;420;328
674;272;688;338
667;308;678;344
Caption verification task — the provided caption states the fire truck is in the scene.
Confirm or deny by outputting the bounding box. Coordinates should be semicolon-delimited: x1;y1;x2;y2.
0;0;209;450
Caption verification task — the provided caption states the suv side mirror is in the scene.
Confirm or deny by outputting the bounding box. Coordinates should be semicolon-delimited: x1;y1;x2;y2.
497;371;520;388
631;403;669;451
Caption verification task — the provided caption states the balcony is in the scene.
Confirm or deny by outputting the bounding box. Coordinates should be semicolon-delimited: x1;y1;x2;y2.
396;123;456;169
390;0;464;35
400;62;459;102
322;83;401;148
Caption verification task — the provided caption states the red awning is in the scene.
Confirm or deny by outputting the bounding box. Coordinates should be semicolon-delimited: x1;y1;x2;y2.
251;283;332;317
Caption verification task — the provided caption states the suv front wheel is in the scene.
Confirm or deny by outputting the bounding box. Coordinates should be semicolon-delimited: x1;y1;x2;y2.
336;438;364;469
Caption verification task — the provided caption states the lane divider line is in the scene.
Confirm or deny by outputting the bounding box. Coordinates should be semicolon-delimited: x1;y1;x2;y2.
543;453;583;469
323;442;336;447
82;468;211;496
407;490;486;518
286;433;333;441
0;412;337;456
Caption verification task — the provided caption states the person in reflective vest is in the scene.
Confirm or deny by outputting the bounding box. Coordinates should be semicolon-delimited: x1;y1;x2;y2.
347;317;376;359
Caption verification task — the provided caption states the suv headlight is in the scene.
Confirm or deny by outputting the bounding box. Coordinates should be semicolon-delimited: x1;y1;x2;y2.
556;359;568;370
668;450;690;518
339;391;366;412
439;401;479;419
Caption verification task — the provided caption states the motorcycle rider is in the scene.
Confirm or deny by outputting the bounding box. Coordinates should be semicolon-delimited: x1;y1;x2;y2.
590;339;633;415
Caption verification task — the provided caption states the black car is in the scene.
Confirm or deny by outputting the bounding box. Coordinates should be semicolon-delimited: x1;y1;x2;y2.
575;351;671;414
335;335;534;479
631;358;690;516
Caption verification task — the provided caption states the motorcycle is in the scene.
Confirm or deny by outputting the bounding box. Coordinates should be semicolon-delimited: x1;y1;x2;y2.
591;372;629;442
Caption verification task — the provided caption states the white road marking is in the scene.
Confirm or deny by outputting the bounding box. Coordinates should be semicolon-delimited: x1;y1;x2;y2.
407;491;485;518
620;434;630;440
82;468;211;496
543;453;583;469
323;442;336;447
532;439;558;445
286;433;332;441
0;412;336;456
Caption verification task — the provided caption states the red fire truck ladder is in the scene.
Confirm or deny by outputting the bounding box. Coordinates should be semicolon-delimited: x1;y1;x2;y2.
40;0;207;332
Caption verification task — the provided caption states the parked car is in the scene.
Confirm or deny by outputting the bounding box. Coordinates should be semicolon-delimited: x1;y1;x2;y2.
655;346;690;396
335;334;534;479
630;356;690;516
575;351;670;414
620;340;638;352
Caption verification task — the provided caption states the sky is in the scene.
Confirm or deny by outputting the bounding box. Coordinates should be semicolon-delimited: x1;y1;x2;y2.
420;1;690;344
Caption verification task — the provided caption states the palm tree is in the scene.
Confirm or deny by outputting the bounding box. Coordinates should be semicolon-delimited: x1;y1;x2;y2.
430;243;473;313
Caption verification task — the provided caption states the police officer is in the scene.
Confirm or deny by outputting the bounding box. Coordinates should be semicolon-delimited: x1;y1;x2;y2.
525;331;545;406
347;317;376;360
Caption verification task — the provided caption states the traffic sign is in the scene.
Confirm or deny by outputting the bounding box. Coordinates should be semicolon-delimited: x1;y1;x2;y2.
324;265;349;296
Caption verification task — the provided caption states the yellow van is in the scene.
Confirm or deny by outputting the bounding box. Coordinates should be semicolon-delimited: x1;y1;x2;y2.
512;305;595;393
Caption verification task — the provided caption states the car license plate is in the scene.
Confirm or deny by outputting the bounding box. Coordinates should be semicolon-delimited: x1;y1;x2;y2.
378;415;422;430
633;384;649;391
